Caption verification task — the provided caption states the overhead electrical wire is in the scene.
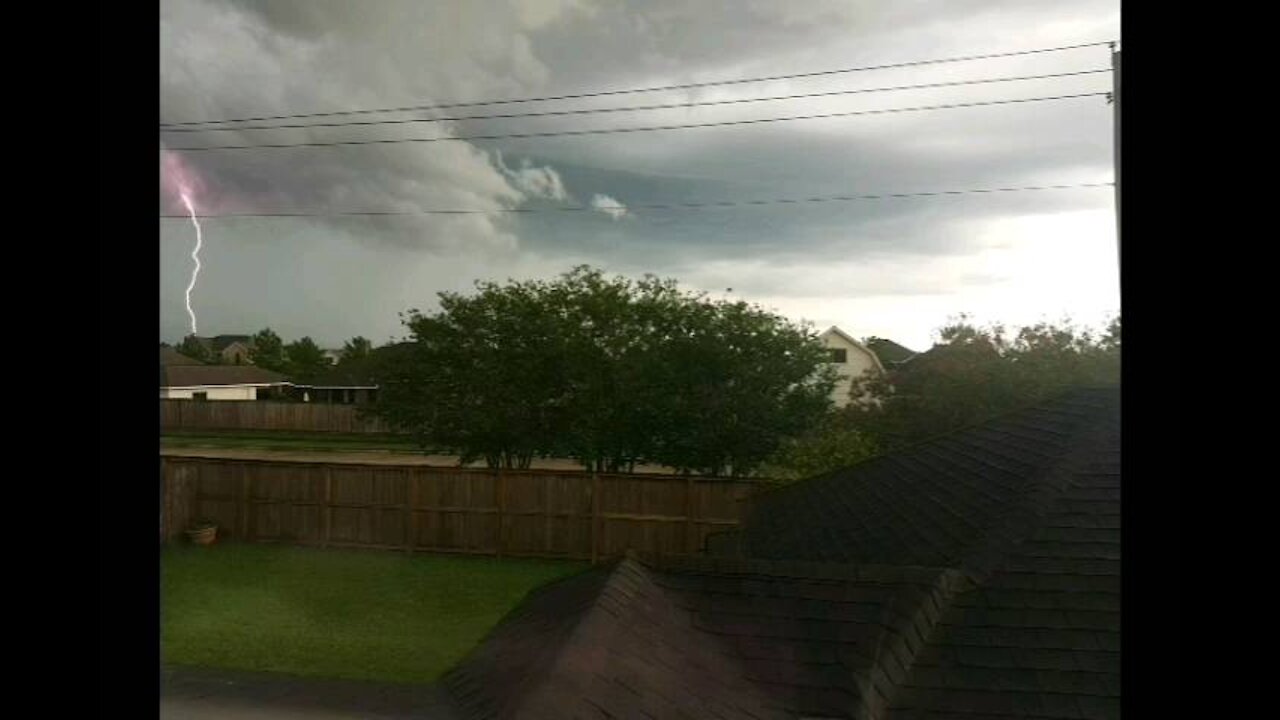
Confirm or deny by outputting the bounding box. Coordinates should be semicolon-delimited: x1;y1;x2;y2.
164;92;1110;152
158;182;1113;219
160;41;1114;128
159;69;1111;134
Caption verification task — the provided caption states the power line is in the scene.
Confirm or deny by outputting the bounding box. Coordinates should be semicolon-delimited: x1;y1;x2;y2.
160;69;1110;134
160;41;1114;128
164;92;1109;152
159;182;1113;218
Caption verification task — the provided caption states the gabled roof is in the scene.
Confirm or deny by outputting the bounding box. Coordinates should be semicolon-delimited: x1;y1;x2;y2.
161;364;288;388
447;554;970;720
864;337;918;367
160;347;205;366
820;326;887;374
188;335;255;353
445;386;1121;719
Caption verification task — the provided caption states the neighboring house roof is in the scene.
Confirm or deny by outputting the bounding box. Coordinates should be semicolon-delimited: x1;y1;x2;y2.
209;334;253;352
445;386;1120;719
189;335;255;353
160;347;205;366
161;365;288;388
865;337;918;367
820;326;887;374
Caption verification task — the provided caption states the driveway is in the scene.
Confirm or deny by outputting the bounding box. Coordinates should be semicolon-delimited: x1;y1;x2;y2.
160;666;460;720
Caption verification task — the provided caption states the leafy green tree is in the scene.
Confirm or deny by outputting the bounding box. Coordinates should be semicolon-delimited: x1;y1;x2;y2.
249;328;287;372
372;266;835;474
284;336;329;383
178;335;210;363
340;336;373;365
757;418;880;484
842;314;1120;451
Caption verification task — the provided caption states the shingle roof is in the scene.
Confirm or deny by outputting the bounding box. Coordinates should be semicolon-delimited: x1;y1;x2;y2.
866;338;918;366
445;386;1121;719
160;347;205;366
738;387;1118;576
447;555;973;720
160;364;288;388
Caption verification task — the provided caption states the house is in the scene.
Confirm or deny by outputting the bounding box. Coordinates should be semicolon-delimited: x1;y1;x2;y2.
160;365;289;400
283;364;379;405
279;342;412;404
819;326;886;407
444;386;1121;719
188;334;255;365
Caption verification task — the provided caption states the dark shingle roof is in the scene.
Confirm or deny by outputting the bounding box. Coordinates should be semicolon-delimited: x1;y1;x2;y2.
447;555;972;720
866;338;919;366
445;387;1120;719
739;387;1118;576
160;347;205;366
160;365;288;388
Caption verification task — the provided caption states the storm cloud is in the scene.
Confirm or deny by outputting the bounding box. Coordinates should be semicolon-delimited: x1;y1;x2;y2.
160;0;1119;350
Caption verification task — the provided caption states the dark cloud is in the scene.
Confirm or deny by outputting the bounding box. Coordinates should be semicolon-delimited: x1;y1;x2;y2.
160;0;1119;346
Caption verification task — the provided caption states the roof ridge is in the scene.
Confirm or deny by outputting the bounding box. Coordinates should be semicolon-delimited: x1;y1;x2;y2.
442;564;612;718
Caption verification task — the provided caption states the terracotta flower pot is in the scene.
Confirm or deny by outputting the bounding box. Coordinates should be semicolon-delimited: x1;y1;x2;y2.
186;525;217;545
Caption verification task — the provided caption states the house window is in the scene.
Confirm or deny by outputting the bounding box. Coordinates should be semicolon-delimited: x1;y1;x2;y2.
192;392;208;401
828;349;847;363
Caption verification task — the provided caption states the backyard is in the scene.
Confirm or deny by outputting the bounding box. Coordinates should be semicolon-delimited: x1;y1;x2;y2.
161;543;587;683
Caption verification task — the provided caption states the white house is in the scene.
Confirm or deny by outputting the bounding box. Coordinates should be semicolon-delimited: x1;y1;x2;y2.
819;326;886;408
160;364;290;401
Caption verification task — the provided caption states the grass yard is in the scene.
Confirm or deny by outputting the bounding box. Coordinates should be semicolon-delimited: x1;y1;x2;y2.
161;543;587;683
161;430;424;453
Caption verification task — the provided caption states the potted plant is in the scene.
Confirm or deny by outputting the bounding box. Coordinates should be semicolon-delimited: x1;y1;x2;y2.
186;518;218;546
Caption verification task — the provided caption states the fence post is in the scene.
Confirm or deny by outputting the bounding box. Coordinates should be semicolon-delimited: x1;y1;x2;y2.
404;467;414;555
543;473;553;556
322;465;333;548
685;474;695;555
239;463;251;540
590;470;601;564
496;467;506;558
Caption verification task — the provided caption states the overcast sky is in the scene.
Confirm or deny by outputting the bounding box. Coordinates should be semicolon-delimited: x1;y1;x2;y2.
160;0;1120;351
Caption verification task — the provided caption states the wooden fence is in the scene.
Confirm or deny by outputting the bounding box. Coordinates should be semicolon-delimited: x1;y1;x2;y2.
161;400;392;434
161;455;760;561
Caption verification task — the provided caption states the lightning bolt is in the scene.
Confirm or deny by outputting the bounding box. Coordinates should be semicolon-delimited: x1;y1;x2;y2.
179;191;203;335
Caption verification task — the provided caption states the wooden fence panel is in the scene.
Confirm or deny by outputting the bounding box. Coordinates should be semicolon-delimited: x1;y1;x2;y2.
161;456;763;562
160;400;392;434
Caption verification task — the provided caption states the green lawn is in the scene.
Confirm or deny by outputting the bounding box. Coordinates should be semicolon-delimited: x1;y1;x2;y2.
161;430;424;453
161;543;586;683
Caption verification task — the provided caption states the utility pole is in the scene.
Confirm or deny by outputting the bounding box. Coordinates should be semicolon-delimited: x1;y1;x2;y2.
1110;44;1121;285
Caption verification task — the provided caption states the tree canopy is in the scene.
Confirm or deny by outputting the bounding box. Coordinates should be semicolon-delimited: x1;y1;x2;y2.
284;336;330;383
178;335;211;363
248;328;287;372
371;266;835;475
843;314;1121;452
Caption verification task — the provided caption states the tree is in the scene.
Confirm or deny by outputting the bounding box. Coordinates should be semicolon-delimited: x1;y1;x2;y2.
758;418;880;483
841;314;1120;451
285;336;329;383
340;336;373;365
371;266;835;474
178;335;210;363
249;328;287;372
